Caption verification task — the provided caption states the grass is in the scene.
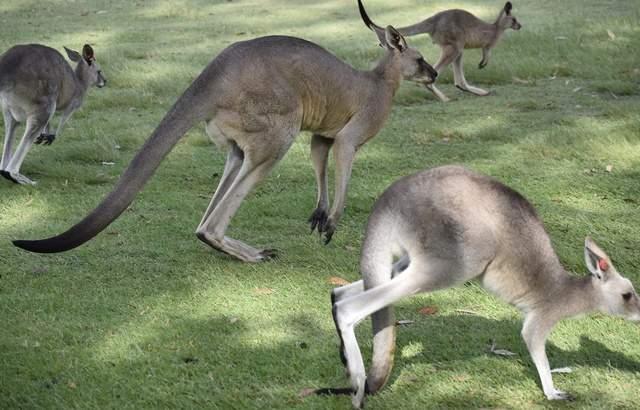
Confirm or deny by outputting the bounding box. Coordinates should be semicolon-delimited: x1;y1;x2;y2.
1;0;639;408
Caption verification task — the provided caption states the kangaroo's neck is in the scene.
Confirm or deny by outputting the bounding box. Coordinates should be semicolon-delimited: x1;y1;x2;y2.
551;274;600;319
371;50;404;98
74;63;92;92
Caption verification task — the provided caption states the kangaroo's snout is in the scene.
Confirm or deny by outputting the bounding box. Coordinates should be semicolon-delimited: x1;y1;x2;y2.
419;61;438;85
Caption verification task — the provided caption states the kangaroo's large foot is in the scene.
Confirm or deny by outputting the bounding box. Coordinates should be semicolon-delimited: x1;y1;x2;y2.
455;84;491;96
36;133;56;145
196;232;276;262
546;389;575;401
0;170;37;185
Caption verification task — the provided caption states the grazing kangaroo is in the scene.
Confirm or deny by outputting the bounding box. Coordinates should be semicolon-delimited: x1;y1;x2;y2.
0;44;106;185
358;0;521;102
13;30;437;262
325;165;640;408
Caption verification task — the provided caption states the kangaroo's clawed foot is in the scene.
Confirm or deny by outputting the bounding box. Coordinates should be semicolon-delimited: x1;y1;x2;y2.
0;170;37;185
308;207;328;235
35;133;56;145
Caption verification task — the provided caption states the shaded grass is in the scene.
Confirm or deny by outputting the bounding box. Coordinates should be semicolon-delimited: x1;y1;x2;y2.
1;0;640;409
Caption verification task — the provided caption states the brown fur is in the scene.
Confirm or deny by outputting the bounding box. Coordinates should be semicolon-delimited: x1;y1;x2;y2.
14;31;437;262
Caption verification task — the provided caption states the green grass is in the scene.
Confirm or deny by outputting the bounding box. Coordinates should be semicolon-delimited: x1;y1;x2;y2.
1;0;640;408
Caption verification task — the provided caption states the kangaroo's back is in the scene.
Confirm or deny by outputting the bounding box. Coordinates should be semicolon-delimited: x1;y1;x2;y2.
0;45;76;103
200;36;395;135
363;165;563;307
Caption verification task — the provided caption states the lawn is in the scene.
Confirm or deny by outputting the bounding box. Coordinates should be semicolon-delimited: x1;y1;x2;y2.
1;0;639;409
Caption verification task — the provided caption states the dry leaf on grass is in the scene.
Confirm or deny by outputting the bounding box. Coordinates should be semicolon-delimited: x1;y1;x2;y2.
551;367;572;373
23;198;33;206
607;29;616;40
418;307;439;315
327;277;350;285
67;380;77;388
490;340;516;356
456;376;472;381
297;388;316;398
454;309;477;315
252;288;275;295
605;165;613;172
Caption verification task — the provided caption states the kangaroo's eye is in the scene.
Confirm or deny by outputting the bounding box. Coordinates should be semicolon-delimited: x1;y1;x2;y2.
622;292;632;301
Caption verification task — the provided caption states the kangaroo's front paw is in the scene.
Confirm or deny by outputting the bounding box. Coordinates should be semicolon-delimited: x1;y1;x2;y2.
36;133;56;145
307;208;328;235
323;223;336;245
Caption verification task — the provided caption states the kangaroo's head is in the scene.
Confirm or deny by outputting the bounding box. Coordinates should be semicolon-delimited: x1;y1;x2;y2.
585;237;640;324
498;2;522;31
65;44;107;89
383;26;437;85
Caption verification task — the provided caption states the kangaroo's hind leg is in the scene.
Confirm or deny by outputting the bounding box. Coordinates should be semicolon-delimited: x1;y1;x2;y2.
452;54;490;96
1;107;53;185
0;108;19;173
196;125;298;262
426;44;462;103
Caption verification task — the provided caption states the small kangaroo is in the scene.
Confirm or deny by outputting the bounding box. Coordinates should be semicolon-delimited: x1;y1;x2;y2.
358;0;521;103
13;30;437;262
0;44;106;185
325;165;640;408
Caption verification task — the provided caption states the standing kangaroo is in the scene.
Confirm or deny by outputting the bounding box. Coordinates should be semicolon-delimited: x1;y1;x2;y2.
325;165;640;408
358;0;521;103
0;44;106;185
13;30;437;262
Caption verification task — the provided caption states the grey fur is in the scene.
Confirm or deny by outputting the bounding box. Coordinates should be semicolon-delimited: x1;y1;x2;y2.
13;32;437;262
330;165;640;408
358;0;521;102
0;44;106;184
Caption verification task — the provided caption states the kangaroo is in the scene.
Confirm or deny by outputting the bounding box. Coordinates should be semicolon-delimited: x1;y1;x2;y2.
13;30;437;262
0;44;106;185
324;165;640;408
358;0;521;103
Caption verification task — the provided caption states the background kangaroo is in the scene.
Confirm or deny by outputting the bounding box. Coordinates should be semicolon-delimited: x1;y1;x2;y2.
358;0;521;103
13;30;437;262
325;165;640;408
0;44;106;185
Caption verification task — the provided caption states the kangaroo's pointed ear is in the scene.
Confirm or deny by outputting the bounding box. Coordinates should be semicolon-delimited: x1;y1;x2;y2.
64;46;82;63
82;44;95;65
585;236;612;281
505;2;513;14
385;26;407;52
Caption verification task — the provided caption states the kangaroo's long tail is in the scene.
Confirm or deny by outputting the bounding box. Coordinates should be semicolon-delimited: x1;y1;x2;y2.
13;85;208;253
358;0;384;32
366;306;396;395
